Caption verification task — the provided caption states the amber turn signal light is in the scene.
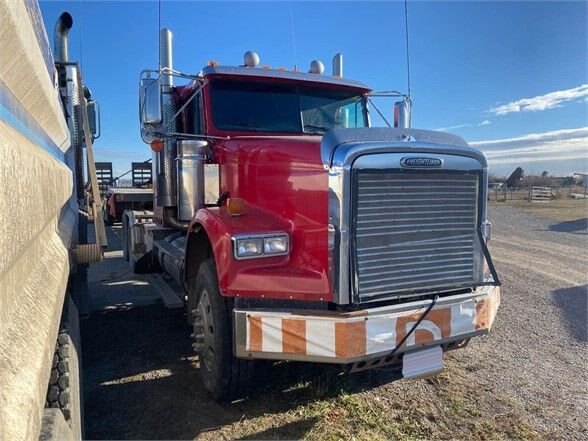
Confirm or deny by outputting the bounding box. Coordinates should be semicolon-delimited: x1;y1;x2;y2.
151;139;164;152
227;198;245;216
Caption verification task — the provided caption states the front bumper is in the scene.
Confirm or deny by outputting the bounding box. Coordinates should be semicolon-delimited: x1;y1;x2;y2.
233;285;500;364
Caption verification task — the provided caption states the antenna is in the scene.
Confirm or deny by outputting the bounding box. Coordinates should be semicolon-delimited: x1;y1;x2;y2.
289;1;298;71
404;0;412;97
79;0;84;70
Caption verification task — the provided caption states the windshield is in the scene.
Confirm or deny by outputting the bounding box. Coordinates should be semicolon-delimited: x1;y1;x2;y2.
210;79;368;134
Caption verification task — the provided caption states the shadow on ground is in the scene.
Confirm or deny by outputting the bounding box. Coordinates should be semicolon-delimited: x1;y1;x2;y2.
548;218;588;234
551;285;588;342
81;304;400;440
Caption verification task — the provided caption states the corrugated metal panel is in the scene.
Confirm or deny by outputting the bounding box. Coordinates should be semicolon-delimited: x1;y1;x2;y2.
354;172;480;302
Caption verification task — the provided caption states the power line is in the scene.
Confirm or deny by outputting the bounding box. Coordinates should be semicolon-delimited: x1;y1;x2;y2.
404;0;412;97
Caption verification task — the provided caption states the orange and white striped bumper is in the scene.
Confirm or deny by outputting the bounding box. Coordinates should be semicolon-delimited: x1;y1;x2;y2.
234;285;500;363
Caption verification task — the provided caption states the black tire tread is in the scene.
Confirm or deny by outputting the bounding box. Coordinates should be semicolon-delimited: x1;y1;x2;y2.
194;259;254;402
45;330;72;425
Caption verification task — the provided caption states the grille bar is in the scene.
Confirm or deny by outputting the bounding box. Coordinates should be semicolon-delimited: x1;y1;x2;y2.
359;256;473;271
353;171;480;302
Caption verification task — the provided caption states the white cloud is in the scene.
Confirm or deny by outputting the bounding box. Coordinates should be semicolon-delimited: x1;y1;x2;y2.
470;127;588;174
490;84;588;115
437;123;469;131
437;120;492;131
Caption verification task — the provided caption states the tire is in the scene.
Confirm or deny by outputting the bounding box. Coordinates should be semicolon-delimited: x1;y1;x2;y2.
190;260;253;402
45;296;83;439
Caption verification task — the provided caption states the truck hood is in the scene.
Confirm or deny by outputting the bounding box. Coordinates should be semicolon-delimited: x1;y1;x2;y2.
218;135;327;222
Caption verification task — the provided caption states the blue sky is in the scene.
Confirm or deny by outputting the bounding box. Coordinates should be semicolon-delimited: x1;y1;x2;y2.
39;1;587;177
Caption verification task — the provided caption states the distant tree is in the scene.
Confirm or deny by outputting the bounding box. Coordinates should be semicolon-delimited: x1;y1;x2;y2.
523;174;553;186
505;167;524;188
541;170;549;177
488;174;507;183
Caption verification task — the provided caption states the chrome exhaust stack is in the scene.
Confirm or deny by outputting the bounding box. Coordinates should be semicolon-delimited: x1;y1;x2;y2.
157;28;178;209
332;53;343;77
54;12;73;62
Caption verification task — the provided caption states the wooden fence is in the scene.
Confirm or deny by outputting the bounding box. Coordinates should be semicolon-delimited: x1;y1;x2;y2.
530;186;552;202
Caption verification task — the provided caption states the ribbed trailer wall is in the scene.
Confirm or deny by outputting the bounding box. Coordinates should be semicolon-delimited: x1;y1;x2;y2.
0;1;75;440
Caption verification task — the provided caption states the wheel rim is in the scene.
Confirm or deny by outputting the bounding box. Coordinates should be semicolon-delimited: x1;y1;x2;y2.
197;289;215;371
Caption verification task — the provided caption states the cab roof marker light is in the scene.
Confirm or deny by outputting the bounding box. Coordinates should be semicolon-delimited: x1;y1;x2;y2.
309;60;324;75
243;51;260;67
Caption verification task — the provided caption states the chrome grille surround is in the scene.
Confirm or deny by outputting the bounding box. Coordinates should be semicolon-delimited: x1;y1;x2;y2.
320;128;489;305
352;170;481;303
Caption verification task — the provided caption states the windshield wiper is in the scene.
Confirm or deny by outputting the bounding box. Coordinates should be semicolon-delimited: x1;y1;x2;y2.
222;122;266;133
303;124;330;134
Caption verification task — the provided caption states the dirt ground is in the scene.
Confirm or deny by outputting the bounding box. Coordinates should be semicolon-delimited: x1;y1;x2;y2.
81;201;587;440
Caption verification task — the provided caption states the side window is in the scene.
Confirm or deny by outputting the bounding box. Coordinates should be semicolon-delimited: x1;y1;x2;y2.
336;100;361;128
185;91;202;134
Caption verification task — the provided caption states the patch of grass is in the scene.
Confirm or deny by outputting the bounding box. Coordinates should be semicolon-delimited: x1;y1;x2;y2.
497;394;519;407
503;198;588;222
198;363;549;441
493;412;543;441
446;396;483;418
292;392;429;441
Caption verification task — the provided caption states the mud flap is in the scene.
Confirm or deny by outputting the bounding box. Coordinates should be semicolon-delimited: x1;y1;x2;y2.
402;345;443;380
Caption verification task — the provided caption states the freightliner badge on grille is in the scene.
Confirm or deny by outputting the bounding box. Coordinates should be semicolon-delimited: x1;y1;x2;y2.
400;157;443;168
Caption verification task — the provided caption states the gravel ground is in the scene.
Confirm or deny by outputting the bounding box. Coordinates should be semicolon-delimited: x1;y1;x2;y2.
480;204;587;436
81;202;588;440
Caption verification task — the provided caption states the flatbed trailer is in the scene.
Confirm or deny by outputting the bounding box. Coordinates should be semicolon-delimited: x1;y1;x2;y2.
103;161;154;224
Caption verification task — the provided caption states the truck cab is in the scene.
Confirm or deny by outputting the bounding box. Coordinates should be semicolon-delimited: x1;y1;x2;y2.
129;29;500;401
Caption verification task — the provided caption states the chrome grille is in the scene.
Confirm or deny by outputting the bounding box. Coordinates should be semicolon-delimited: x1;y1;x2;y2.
353;172;480;302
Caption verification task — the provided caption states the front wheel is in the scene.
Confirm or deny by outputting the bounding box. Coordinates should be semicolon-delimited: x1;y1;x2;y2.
190;260;253;402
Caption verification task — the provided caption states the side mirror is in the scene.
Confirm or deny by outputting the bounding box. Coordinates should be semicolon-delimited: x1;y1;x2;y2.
140;77;162;125
394;99;411;129
87;100;100;139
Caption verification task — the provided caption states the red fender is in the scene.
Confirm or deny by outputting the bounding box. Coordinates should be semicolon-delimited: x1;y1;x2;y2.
188;205;331;302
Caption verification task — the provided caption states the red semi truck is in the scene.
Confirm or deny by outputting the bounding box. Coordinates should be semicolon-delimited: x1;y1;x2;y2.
124;28;501;401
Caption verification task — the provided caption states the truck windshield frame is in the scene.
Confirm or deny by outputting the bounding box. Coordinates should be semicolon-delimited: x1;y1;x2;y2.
209;78;368;135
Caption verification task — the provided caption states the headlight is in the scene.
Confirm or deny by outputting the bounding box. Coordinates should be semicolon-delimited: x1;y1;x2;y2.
236;238;263;258
233;233;289;260
264;236;288;254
